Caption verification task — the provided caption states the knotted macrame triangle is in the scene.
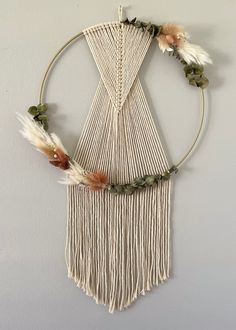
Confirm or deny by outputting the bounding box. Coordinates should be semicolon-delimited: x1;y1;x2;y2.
65;21;171;312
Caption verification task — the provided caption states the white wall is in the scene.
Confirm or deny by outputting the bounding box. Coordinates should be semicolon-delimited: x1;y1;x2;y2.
1;0;235;329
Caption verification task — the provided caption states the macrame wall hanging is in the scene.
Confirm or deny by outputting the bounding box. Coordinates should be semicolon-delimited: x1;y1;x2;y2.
17;6;212;313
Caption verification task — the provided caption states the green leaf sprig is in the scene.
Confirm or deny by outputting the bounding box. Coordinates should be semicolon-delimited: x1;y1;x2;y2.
28;103;48;130
122;17;161;38
183;63;209;89
122;16;210;89
170;47;209;89
106;166;178;195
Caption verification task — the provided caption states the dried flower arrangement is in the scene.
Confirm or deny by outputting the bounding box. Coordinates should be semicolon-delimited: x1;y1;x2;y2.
123;18;212;89
18;113;177;194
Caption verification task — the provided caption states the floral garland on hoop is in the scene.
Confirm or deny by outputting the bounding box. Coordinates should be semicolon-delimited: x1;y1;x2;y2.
18;19;212;195
122;18;212;88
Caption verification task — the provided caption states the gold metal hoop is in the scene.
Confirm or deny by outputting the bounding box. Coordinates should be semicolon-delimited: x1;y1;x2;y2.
39;29;206;171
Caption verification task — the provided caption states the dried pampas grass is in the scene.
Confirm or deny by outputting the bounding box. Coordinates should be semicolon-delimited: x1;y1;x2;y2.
59;161;89;185
177;41;213;66
85;170;108;191
61;164;108;191
17;114;70;170
17;114;109;190
156;23;212;66
17;114;54;154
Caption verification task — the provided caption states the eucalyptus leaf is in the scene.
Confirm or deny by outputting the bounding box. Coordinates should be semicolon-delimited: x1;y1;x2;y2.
144;175;156;185
184;65;193;75
162;172;170;180
133;177;146;186
134;20;141;28
114;184;124;193
37;103;47;114
37;114;48;122
28;106;38;116
189;79;198;87
198;77;209;89
124;185;135;195
155;174;162;181
192;74;202;81
107;184;117;193
146;23;152;31
195;67;204;74
186;73;195;80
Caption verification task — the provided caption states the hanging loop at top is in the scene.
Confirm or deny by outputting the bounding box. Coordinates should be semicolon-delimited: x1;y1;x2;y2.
118;5;123;22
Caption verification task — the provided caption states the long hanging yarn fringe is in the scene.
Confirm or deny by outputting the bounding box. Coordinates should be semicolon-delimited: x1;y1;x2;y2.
65;21;172;313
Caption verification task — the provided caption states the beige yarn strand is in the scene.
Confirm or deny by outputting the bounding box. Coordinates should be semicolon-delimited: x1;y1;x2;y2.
66;22;171;312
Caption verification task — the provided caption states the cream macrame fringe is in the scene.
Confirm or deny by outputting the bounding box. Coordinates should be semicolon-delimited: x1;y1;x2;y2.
65;21;172;313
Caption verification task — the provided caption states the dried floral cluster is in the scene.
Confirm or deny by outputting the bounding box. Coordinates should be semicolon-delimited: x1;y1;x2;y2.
17;114;108;191
123;19;212;89
157;24;212;64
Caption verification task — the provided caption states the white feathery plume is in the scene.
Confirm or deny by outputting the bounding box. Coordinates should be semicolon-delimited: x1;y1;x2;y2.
17;113;54;153
17;113;105;188
59;161;88;185
177;41;213;66
50;133;68;154
17;114;69;156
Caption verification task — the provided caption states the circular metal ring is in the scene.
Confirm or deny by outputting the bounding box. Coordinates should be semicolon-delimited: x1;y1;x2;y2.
38;28;206;171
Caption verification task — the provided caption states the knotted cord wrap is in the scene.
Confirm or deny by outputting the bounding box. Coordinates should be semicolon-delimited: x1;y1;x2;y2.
37;18;207;312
